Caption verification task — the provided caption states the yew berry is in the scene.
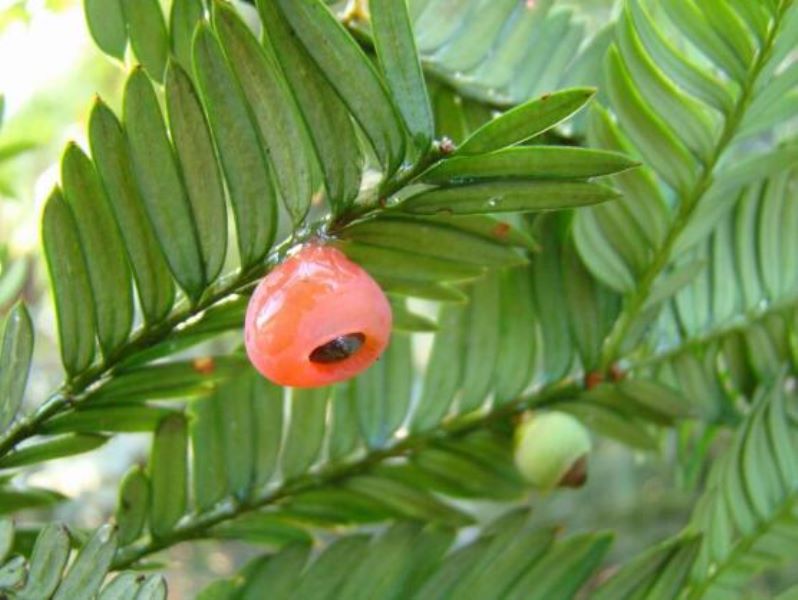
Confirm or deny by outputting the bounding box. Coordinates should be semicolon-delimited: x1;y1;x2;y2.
514;411;592;490
244;244;392;388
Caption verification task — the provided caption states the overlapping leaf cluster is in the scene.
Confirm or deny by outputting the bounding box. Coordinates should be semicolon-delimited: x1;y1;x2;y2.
1;0;797;597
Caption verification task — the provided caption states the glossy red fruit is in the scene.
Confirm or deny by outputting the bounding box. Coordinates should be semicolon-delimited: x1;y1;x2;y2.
244;244;392;388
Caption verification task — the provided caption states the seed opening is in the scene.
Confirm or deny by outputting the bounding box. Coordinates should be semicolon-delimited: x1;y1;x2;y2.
309;332;366;364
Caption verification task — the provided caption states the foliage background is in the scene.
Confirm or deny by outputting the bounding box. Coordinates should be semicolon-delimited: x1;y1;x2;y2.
1;0;797;597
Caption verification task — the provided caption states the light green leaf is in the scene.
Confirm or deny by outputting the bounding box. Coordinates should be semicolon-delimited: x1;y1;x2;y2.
505;532;612;600
220;375;255;500
0;555;26;590
116;465;150;546
457;88;595;155
170;0;204;69
0;520;12;564
17;523;70;600
149;414;188;538
0;303;33;430
252;377;284;489
371;0;434;151
459;273;500;413
99;573;141;600
122;0;169;82
42;189;96;375
84;0;127;59
210;513;311;546
53;524;117;600
42;405;174;434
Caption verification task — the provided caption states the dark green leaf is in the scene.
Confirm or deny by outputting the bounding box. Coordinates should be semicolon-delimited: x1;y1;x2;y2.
42;405;174;434
220;375;255;500
214;2;313;224
149;414;188;538
42;189;96;375
0;303;33;429
193;24;277;267
190;393;228;512
0;434;108;469
422;147;639;184
457;88;595;155
61;143;133;356
88;100;175;324
282;387;328;479
342;216;526;267
258;0;362;210
0;520;11;564
165;62;228;284
123;69;205;298
274;0;406;172
402;180;619;215
252;377;284;489
371;0;434;151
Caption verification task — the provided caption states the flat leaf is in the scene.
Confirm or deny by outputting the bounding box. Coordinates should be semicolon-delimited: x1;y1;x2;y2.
252;377;284;489
342;216;526;267
165;62;228;284
149;414;188;538
282;387;328;479
258;0;362;210
0;520;12;563
17;523;70;600
457;88;595;155
0;303;33;429
214;3;313;224
505;533;613;600
193;24;276;267
116;466;150;546
42;405;174;434
422;147;639;184
84;0;127;59
88;100;175;324
170;0;204;68
411;304;465;431
390;299;437;332
371;0;434;151
0;555;26;590
53;524;117;600
123;69;205;299
99;573;142;600
190;394;228;511
340;241;485;284
135;575;167;600
219;375;255;500
0;434;108;469
42;189;96;375
274;0;406;172
61;143;133;356
210;513;311;546
122;0;169;82
402;180;619;215
292;535;371;600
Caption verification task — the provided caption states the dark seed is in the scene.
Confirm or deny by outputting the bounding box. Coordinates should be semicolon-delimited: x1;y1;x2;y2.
309;333;366;364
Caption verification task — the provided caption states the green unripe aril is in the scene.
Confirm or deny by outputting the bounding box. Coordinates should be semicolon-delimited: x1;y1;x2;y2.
514;411;592;490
